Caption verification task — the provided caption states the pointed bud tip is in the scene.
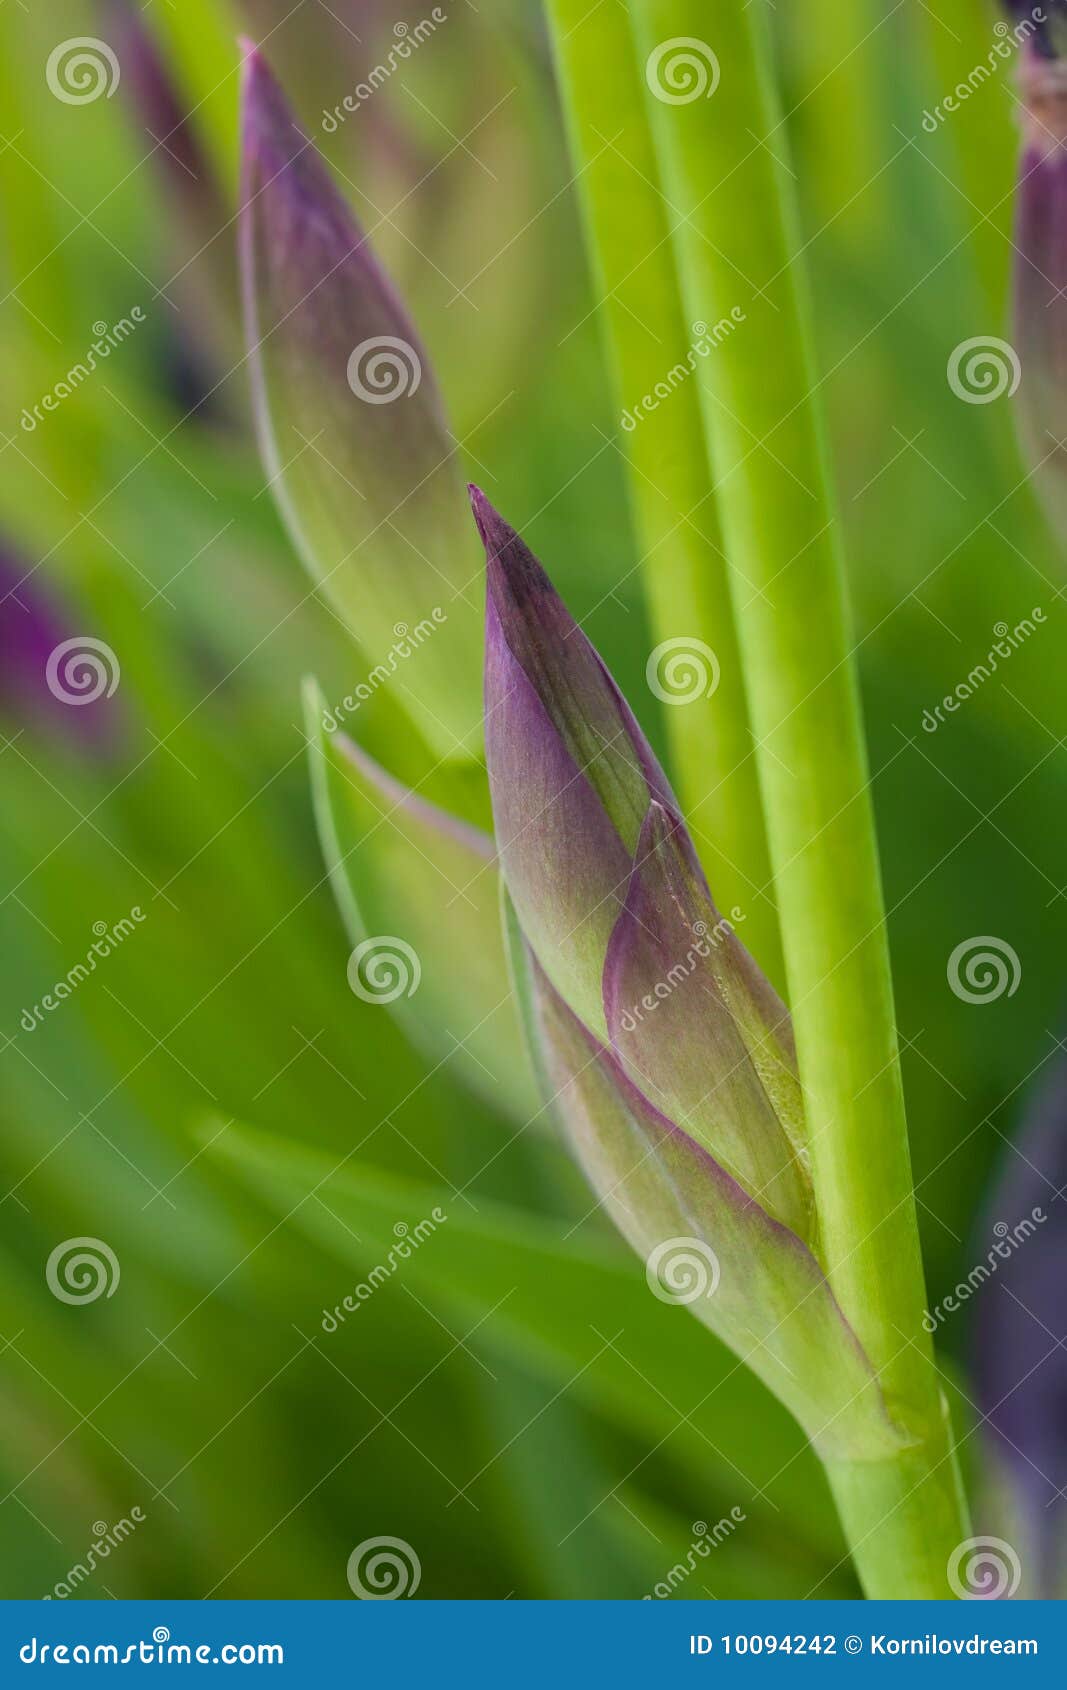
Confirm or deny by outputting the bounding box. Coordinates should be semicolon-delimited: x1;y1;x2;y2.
239;36;308;172
468;487;555;617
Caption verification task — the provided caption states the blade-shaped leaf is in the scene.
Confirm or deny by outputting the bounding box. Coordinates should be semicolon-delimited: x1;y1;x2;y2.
205;1115;846;1547
304;678;537;1122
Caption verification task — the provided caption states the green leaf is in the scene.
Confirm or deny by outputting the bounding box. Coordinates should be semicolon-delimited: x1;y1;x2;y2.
206;1115;847;1555
304;678;538;1123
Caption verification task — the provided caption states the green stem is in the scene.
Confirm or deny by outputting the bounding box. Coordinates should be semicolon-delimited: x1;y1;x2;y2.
824;1401;971;1599
544;0;784;988
630;0;968;1594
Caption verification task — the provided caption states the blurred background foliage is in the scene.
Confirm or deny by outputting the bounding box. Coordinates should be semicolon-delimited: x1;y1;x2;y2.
0;0;1060;1597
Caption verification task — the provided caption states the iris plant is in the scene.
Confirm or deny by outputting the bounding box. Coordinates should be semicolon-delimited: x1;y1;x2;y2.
238;7;991;1599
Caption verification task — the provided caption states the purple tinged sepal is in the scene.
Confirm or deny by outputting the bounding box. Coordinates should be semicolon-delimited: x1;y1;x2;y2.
477;488;813;1237
476;485;680;1041
241;48;484;762
303;679;537;1121
604;802;811;1236
503;892;900;1460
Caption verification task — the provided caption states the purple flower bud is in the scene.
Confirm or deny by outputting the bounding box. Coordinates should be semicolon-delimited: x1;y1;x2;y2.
105;0;222;204
604;802;810;1236
240;46;483;761
476;488;812;1235
475;485;679;1041
104;0;236;416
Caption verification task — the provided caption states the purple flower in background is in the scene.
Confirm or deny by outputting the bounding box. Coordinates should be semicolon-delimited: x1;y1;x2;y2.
1006;1;1067;58
974;1060;1067;1597
104;0;236;418
1010;7;1067;530
0;550;120;751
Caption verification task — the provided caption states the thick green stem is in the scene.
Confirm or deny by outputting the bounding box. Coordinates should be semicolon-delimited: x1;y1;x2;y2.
630;1;968;1593
544;0;783;987
824;1400;971;1599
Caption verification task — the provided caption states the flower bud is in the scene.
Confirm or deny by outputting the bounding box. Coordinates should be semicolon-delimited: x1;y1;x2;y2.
241;48;483;760
476;488;810;1235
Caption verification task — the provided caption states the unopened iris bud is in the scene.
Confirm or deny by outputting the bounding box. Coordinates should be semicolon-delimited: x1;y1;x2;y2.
240;47;484;761
474;485;680;1042
105;0;235;410
475;486;809;1232
481;489;903;1456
